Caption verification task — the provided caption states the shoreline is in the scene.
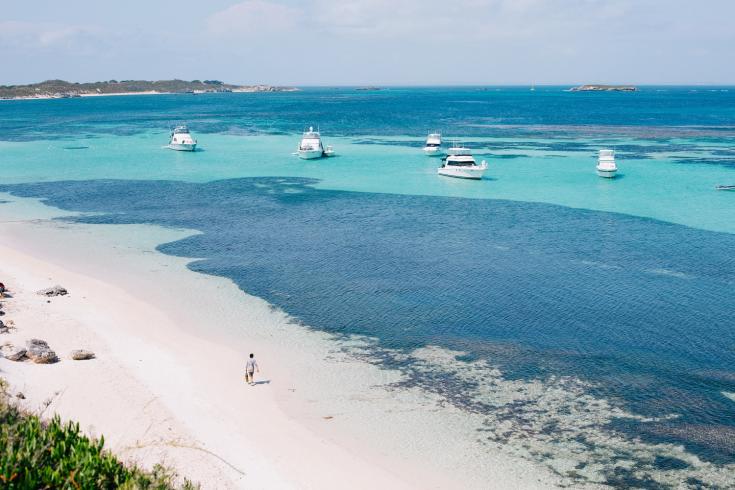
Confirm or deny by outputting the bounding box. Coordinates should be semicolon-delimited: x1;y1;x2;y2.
0;91;177;101
0;87;299;101
0;91;165;101
0;194;560;488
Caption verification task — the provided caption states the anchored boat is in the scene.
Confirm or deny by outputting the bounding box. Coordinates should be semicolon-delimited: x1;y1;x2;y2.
297;127;334;159
168;125;197;151
437;146;488;180
423;132;443;156
596;149;618;178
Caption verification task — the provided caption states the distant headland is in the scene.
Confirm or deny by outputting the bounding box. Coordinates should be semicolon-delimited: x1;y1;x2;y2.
0;79;299;100
569;84;637;92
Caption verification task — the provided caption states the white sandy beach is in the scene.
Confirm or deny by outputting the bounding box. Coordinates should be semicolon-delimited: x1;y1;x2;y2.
79;91;166;97
0;194;560;489
1;87;298;101
0;91;167;101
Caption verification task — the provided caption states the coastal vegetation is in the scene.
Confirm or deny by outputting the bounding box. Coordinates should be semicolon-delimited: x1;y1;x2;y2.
0;79;298;100
0;379;196;489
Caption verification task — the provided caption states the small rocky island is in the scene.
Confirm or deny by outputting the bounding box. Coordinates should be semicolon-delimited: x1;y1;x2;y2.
0;79;299;100
569;84;637;92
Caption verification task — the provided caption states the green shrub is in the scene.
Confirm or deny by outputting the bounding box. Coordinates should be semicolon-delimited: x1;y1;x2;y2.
0;380;197;489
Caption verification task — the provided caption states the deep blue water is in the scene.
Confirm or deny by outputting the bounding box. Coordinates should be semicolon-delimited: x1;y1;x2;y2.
2;177;734;464
2;86;735;142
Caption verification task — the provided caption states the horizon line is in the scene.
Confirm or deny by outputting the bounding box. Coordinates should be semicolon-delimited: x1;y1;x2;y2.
4;80;735;88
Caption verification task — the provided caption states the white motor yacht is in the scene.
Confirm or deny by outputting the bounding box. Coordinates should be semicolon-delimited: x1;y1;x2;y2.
297;127;334;159
596;149;618;178
168;125;197;151
423;132;443;156
438;146;488;180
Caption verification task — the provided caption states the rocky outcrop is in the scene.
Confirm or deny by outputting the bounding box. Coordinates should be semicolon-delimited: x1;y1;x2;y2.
70;349;95;360
569;84;637;92
1;340;61;363
1;343;27;361
26;339;59;364
0;320;14;334
37;285;68;297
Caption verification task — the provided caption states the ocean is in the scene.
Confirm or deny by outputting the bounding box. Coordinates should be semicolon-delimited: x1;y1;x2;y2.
1;87;734;487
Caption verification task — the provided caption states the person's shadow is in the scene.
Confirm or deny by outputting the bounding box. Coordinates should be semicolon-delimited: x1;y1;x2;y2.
252;380;271;386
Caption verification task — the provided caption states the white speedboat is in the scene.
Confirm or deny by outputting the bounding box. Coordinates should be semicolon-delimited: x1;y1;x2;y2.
423;132;443;156
596;149;618;178
297;127;334;159
168;125;197;151
438;146;488;180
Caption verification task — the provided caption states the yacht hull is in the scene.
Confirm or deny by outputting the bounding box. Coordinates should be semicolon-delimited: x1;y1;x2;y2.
437;167;486;180
168;143;197;152
298;149;324;159
423;147;443;156
596;167;617;178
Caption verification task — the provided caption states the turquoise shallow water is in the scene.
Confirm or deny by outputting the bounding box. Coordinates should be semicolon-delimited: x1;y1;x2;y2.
1;131;734;233
1;88;735;487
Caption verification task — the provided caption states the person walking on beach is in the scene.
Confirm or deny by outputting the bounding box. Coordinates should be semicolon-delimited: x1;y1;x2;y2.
245;353;260;385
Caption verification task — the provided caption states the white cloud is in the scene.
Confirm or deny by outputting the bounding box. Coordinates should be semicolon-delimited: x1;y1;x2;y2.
2;0;734;84
206;0;301;38
0;21;101;50
197;0;735;84
303;0;637;42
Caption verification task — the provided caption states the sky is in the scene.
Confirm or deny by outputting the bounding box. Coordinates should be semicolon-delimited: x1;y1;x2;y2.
1;0;734;85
